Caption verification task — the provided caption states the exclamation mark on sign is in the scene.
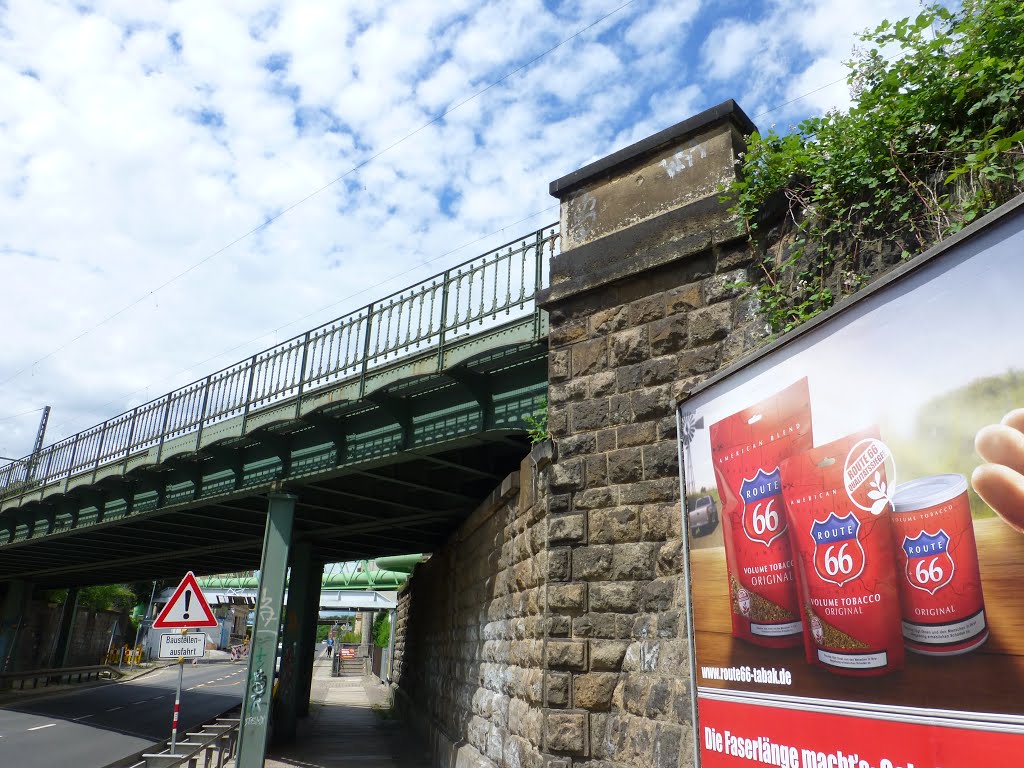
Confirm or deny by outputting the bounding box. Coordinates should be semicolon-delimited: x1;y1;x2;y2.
183;590;191;620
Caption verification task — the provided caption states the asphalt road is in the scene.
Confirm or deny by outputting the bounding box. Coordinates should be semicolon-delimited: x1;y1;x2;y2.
0;660;245;768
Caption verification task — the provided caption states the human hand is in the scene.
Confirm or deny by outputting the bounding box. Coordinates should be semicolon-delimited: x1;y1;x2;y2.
973;409;1024;533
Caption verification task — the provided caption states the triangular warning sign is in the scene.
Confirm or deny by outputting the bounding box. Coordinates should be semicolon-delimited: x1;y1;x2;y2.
153;571;218;628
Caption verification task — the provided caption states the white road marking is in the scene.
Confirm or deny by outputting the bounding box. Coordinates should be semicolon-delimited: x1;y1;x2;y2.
27;724;56;731
106;706;124;712
131;700;147;705
73;714;94;721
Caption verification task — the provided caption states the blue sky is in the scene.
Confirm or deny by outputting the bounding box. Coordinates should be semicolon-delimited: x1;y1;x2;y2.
0;0;925;458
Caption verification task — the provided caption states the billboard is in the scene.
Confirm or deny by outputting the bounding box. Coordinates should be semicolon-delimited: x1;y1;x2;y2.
678;196;1024;767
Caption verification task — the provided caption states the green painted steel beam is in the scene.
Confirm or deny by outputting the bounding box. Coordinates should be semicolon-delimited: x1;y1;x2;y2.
237;493;294;765
197;557;419;591
0;343;544;586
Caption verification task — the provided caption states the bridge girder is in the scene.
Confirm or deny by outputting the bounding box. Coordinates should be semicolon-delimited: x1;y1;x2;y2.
0;341;546;589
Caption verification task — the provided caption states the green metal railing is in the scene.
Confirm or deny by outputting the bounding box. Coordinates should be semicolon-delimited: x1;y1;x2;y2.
0;224;558;497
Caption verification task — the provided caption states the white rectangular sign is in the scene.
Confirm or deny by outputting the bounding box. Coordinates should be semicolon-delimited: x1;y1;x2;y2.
159;632;208;659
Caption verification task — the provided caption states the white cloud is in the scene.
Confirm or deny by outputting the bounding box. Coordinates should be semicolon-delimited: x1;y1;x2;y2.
624;1;701;52
0;0;925;457
701;20;764;82
700;0;923;128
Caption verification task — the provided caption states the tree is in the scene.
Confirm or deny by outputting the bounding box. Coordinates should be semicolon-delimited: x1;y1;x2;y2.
730;0;1024;333
372;611;391;649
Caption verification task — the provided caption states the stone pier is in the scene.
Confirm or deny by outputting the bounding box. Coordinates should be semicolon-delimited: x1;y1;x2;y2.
394;100;772;768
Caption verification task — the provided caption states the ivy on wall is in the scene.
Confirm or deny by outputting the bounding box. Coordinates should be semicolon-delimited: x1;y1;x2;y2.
730;0;1024;333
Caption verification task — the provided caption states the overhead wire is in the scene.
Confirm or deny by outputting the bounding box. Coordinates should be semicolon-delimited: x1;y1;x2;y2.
0;0;638;393
42;72;875;439
49;204;558;435
753;76;848;119
0;406;45;461
14;3;887;441
0;406;44;423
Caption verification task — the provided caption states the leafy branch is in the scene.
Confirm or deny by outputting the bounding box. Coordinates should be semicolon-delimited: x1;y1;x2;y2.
730;0;1024;333
524;401;550;445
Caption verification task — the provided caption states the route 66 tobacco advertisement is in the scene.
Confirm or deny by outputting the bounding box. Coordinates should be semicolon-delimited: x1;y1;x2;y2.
678;201;1024;767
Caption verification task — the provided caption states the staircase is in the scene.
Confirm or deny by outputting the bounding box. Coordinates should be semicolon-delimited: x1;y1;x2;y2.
331;644;370;676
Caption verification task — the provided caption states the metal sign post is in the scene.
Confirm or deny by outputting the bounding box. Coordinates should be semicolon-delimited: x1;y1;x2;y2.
171;652;184;753
153;573;217;756
158;629;207;754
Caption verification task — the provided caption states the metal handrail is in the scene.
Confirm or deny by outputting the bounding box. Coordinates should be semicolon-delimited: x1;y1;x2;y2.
0;663;119;690
130;714;240;768
0;224;558;498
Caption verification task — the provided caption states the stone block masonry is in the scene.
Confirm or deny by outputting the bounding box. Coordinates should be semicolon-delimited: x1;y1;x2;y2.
535;100;764;768
12;599;125;668
394;446;554;768
394;99;912;768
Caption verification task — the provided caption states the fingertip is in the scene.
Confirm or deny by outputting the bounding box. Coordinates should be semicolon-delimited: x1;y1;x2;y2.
971;463;989;489
975;423;1006;463
1001;408;1024;433
972;462;1024;534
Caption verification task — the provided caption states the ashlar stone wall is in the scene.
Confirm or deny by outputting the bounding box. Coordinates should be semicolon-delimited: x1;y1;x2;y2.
395;99;927;767
535;101;766;768
397;101;777;768
395;446;554;768
13;599;126;668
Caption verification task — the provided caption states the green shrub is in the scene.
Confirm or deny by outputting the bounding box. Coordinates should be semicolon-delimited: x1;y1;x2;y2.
731;0;1024;333
372;612;391;648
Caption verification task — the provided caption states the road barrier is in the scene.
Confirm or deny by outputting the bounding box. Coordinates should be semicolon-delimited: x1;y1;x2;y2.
0;664;119;690
121;711;240;768
228;643;249;662
107;644;143;667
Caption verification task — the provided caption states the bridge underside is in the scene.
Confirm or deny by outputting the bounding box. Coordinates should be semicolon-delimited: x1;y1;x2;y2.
0;342;544;589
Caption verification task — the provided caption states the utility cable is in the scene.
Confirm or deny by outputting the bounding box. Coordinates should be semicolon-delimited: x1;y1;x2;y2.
0;1;637;392
30;7;898;435
0;406;44;423
49;204;558;435
753;76;847;120
751;42;918;122
40;65;882;438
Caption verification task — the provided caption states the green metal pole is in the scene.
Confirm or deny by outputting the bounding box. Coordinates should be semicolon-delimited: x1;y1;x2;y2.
235;492;296;767
52;586;79;668
0;581;32;671
130;580;157;670
272;540;315;744
297;558;324;718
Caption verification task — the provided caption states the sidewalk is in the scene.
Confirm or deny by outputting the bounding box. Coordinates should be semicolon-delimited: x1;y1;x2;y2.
259;657;430;768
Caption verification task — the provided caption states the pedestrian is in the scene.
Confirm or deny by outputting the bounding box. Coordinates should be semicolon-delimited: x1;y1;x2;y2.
326;636;334;658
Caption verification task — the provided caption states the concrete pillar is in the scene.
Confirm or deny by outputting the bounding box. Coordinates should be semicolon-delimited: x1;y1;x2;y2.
272;541;321;743
360;610;372;655
235;492;296;768
52;586;80;668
